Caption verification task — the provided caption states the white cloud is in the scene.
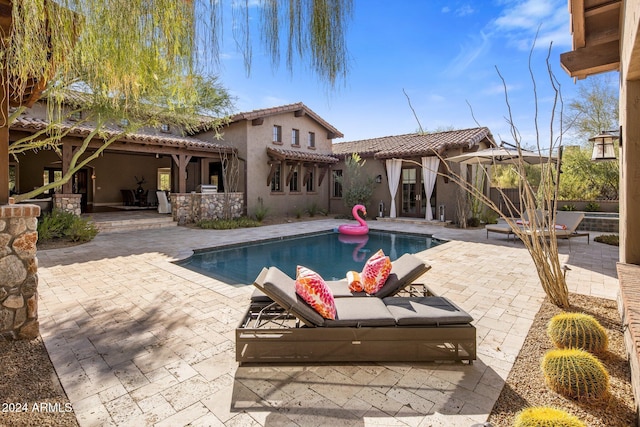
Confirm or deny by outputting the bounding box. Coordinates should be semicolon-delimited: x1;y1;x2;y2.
492;0;571;50
456;5;475;17
443;31;491;76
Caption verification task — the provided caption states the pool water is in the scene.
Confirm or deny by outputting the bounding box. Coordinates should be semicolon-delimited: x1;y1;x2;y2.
177;230;444;285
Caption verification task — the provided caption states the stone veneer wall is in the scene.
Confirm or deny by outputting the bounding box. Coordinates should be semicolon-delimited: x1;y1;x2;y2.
171;192;244;224
53;193;82;216
616;263;640;426
0;203;40;339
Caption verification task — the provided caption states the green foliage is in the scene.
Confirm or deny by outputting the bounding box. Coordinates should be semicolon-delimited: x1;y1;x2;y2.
253;197;269;222
558;146;619;200
480;209;499;225
196;217;261;230
514;407;586;427
466;217;480;227
583;201;600;212
292;206;304;219
335;153;375;210
491;163;542;189
541;348;609;401
37;210;98;242
565;74;619;143
305;202;321;217
547;313;608;354
560;204;576;211
594;234;619;246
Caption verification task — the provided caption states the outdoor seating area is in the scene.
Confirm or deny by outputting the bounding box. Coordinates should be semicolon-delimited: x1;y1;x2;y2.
485;210;590;246
237;265;476;364
32;218;620;425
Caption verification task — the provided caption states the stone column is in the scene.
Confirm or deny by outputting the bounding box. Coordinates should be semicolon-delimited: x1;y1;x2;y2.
53;193;82;216
0;202;40;339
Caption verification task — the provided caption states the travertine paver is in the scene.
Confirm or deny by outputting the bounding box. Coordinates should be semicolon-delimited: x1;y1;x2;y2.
36;219;620;426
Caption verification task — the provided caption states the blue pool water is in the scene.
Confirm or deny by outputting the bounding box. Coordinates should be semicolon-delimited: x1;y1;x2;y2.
177;230;444;285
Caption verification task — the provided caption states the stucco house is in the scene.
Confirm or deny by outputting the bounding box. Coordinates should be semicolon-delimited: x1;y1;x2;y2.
331;128;496;223
212;103;344;218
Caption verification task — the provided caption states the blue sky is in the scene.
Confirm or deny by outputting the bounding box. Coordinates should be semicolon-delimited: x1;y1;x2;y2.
213;0;585;147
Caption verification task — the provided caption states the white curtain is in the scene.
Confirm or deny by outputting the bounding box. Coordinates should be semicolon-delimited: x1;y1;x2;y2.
421;156;440;220
385;159;402;218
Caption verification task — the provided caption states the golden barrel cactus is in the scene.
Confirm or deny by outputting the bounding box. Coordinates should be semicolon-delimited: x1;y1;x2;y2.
547;312;608;354
514;406;586;427
541;348;609;401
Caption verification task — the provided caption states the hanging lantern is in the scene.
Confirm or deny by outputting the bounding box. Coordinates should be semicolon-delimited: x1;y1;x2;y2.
589;132;618;161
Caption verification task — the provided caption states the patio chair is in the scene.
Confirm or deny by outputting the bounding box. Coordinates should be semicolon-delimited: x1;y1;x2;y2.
156;191;172;214
236;267;476;364
249;253;432;303
527;211;589;247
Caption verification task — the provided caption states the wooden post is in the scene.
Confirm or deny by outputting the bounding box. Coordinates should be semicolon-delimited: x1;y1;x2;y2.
1;65;9;205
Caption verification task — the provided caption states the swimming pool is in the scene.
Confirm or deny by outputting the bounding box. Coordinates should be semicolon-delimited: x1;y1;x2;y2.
177;230;444;284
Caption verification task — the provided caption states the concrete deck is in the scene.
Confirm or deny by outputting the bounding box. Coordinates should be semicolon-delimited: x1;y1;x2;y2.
36;219;620;426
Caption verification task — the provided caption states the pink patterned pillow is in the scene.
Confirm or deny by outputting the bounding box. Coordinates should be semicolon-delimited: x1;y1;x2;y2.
295;266;336;320
361;249;392;295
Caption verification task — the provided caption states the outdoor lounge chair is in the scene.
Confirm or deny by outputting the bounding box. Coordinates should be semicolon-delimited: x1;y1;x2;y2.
236;267;476;364
156;191;172;214
249;253;432;303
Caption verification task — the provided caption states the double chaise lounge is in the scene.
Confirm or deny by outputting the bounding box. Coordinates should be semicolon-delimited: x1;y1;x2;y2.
485;210;590;245
236;254;477;365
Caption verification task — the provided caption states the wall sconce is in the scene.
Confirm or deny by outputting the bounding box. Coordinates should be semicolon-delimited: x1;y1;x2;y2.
590;131;618;161
375;174;382;184
91;173;96;180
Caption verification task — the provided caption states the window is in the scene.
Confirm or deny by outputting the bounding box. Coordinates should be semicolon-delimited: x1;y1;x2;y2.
305;167;315;192
292;129;300;146
289;166;299;192
271;164;282;192
9;163;18;194
273;125;282;143
43;168;63;194
307;131;315;148
333;170;343;197
69;110;82;121
157;168;171;191
160;123;171;133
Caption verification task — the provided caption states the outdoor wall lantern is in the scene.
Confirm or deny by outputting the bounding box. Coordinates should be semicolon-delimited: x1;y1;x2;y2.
590;131;618;161
375;174;382;183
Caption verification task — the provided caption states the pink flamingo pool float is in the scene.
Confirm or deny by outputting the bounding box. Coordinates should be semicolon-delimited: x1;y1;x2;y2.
338;204;369;235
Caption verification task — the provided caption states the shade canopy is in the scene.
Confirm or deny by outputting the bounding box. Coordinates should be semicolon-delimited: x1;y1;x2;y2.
446;147;557;165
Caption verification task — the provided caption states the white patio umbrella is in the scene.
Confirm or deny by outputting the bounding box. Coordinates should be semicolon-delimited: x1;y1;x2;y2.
446;146;557;165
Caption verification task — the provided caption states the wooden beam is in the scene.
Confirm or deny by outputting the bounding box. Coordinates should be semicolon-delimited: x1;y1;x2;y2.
266;162;277;186
0;64;8;204
171;154;191;193
294;109;305;117
560;39;620;78
61;143;73;193
318;166;328;187
251;118;264;126
570;0;586;49
286;162;299;183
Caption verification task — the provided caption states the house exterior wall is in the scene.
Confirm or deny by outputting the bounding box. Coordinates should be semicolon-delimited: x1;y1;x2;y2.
220;112;336;218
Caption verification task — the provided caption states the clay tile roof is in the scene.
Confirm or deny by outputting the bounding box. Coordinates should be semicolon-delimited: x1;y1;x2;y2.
266;146;338;164
332;127;494;159
231;102;343;139
10;115;235;153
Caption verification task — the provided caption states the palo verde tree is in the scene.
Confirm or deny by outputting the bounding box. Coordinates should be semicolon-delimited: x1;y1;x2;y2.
3;0;353;200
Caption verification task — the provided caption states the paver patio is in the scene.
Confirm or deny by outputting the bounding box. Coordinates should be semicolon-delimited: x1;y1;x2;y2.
36;219;619;426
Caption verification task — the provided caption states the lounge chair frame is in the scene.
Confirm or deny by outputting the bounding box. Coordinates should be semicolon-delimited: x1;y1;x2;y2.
236;269;477;365
236;301;476;364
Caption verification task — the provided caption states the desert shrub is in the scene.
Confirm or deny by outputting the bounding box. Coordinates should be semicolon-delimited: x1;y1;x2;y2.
196;217;261;229
514;407;585;427
480;209;499;224
254;197;269;222
467;217;480;227
583;201;600;212
547;312;608;354
38;210;97;242
306;202;321;217
541;348;609;401
594;234;619;246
